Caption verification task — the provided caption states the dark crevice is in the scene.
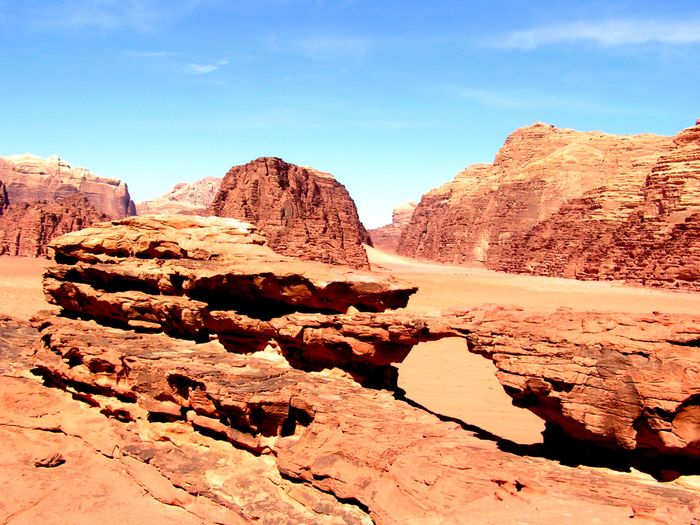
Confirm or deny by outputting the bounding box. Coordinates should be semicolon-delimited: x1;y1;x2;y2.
277;470;373;518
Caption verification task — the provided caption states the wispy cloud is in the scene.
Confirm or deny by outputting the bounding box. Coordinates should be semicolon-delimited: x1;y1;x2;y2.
267;34;372;61
24;0;208;33
183;59;228;75
452;86;602;113
489;19;700;50
127;50;229;76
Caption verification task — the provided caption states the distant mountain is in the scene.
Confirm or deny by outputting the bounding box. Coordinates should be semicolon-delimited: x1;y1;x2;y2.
137;177;222;216
369;201;417;252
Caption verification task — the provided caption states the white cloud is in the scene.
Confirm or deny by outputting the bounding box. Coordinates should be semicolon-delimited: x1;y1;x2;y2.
453;86;602;113
25;0;207;33
490;19;700;50
267;34;372;61
184;59;228;74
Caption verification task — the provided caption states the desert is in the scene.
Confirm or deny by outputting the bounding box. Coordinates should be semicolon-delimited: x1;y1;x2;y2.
2;2;700;523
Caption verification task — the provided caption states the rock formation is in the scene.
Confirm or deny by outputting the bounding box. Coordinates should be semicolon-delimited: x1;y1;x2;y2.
0;154;135;218
490;120;700;290
0;180;8;212
398;123;672;264
0;195;108;257
18;214;700;522
0;154;135;257
137;177;222;215
209;157;372;269
369;202;417;252
454;305;700;462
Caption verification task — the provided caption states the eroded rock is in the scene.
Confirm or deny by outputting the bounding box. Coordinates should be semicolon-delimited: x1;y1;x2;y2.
210;157;372;269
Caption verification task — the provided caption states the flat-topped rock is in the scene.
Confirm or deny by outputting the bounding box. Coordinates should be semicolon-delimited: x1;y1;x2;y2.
137;177;222;215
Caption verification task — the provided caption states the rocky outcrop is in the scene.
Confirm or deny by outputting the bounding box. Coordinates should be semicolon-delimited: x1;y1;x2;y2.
210;157;371;269
398;123;672;265
0;154;135;218
25;216;700;522
0;195;107;257
454;306;700;463
137;177;222;216
369;202;417;252
0;181;8;212
0;154;135;257
490;120;700;290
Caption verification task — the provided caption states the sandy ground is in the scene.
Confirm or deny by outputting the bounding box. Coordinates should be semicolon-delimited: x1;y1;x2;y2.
2;250;699;446
0;256;54;321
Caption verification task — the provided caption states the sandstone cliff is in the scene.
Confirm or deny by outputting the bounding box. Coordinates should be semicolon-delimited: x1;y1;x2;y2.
137;177;222;215
490;120;700;290
369;201;416;252
0;154;135;218
210;157;371;269
0;154;134;257
398;123;673;265
0;195;108;257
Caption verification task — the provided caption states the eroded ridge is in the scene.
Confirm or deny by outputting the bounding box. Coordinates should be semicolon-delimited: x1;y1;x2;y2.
29;214;700;523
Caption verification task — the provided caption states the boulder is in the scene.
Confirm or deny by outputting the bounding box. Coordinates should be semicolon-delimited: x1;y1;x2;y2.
456;305;700;460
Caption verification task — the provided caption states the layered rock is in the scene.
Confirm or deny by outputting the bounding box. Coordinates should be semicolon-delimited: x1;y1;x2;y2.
490;120;700;289
398;123;672;265
456;305;700;461
369;201;417;252
0;154;135;257
137;177;222;216
210;157;371;269
0;154;135;218
0;195;108;257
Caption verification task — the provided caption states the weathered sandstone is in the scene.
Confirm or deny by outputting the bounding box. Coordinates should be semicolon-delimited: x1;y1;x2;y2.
491;120;700;290
0;154;135;218
210;157;371;269
398;123;672;265
19;214;700;522
0;195;108;257
0;154;135;257
137;177;222;215
454;305;700;461
369;202;417;252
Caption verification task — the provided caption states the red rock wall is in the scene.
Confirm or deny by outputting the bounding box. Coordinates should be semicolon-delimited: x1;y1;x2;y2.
488;121;700;290
0;195;107;257
210;157;372;269
398;123;673;265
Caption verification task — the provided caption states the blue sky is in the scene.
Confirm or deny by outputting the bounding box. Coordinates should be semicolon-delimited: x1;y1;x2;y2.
1;0;699;227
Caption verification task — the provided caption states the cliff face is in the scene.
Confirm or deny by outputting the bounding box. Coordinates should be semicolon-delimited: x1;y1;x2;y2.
210;157;371;269
0;154;135;218
398;123;673;265
369;201;417;252
137;177;222;215
0;194;108;257
488;120;700;290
